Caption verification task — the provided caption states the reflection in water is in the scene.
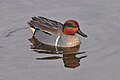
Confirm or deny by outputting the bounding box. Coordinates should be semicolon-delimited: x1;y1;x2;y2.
29;36;87;69
63;54;87;68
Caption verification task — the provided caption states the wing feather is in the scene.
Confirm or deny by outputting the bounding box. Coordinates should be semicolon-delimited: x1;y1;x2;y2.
28;16;63;34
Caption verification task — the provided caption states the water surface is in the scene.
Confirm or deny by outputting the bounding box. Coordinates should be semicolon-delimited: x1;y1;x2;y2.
0;0;120;80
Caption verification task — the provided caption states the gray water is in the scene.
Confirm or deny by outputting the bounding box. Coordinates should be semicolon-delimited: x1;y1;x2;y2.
0;0;120;80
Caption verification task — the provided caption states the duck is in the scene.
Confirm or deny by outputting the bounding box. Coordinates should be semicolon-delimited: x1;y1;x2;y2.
28;16;87;48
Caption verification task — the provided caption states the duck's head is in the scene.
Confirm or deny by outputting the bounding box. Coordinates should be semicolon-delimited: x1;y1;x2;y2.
63;20;87;37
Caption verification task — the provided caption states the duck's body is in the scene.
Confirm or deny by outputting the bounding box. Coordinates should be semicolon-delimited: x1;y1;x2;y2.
28;16;87;47
34;30;80;47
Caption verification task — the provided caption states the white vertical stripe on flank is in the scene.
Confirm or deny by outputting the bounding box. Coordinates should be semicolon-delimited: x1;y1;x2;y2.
55;35;60;46
55;35;60;53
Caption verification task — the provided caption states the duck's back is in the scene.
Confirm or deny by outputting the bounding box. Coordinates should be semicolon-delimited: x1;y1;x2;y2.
28;16;63;34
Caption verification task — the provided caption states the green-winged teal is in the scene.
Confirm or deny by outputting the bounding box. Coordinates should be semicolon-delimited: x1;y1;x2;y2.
28;16;87;48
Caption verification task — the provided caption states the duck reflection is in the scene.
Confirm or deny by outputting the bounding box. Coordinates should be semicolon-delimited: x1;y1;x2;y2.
29;36;87;69
63;54;87;68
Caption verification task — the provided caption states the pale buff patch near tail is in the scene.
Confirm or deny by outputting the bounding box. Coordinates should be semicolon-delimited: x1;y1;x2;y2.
30;27;35;34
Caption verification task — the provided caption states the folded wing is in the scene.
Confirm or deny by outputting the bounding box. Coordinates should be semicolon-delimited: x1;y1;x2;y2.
28;16;63;34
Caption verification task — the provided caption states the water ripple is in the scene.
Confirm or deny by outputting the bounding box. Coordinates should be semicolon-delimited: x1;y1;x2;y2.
5;27;29;38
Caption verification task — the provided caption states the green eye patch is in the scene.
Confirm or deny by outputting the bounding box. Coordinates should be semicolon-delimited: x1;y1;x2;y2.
63;23;75;28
